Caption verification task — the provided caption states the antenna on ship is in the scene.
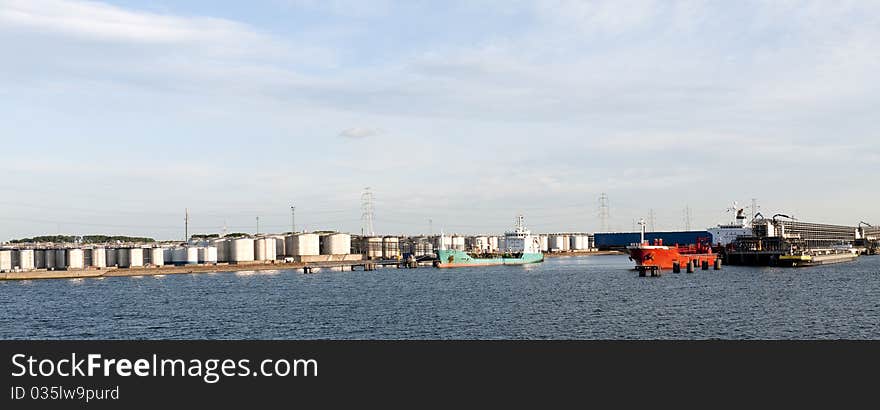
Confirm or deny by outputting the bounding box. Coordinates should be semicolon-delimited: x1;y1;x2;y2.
638;218;647;245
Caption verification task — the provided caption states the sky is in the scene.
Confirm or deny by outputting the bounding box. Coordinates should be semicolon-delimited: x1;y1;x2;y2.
1;0;878;240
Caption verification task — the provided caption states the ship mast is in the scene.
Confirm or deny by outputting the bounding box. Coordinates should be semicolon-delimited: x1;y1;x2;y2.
638;218;646;244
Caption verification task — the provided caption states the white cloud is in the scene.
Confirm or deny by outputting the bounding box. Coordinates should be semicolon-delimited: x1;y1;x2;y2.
338;127;382;139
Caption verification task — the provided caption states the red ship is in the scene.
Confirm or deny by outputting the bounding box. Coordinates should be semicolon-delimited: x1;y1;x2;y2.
626;219;719;270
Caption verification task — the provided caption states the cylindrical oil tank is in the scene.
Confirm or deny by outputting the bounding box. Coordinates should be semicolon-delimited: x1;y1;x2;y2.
570;235;585;250
561;235;571;251
284;235;295;257
539;235;549;252
34;249;46;269
67;249;84;269
254;238;269;261
382;236;400;259
55;249;67;269
129;248;144;267
488;236;499;252
17;249;35;271
151;248;164;266
366;236;383;259
105;248;117;267
433;235;453;250
163;248;173;264
292;234;319;256
202;246;218;264
321;233;351;255
230;238;255;262
273;236;286;258
451;236;465;251
0;250;12;272
171;247;186;265
91;248;107;268
45;249;56;269
548;235;564;252
186;247;199;265
212;239;228;263
117;248;131;268
264;238;276;261
471;236;489;252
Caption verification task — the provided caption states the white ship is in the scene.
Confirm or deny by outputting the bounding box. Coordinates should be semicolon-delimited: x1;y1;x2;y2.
707;202;754;247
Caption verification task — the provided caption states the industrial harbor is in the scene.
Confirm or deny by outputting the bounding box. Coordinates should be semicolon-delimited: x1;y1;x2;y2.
2;201;877;280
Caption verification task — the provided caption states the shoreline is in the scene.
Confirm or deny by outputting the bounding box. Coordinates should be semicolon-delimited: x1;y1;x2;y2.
1;261;307;281
2;252;625;281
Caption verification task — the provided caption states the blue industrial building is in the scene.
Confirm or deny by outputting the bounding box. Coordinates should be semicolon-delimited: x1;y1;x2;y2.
594;231;712;250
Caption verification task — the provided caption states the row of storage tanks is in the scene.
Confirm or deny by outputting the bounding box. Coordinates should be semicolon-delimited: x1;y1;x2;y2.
0;233;356;272
0;247;169;271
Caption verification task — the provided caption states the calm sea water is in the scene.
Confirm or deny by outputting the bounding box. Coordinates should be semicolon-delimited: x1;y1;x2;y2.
2;255;879;339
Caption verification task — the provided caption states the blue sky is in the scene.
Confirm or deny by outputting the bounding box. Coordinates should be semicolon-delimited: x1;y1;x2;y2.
1;0;878;240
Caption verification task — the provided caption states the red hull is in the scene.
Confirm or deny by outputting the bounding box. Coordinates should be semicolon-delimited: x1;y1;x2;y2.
627;245;718;269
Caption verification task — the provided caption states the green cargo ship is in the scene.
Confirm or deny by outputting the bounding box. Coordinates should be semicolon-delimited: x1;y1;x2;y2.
434;216;544;268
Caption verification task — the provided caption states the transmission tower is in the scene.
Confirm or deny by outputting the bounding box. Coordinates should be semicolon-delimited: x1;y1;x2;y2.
598;193;610;232
361;187;375;236
683;206;692;231
749;198;759;222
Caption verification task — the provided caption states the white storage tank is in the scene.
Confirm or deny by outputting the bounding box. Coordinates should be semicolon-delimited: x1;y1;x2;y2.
129;248;144;267
105;248;117;267
321;233;351;255
34;249;46;269
471;236;489;252
0;250;12;272
186;247;199;265
488;236;500;252
561;235;571;251
382;236;400;259
433;235;453;251
264;238;276;261
151;248;165;266
292;234;319;256
91;248;107;268
570;235;585;250
117;248;131;268
539;235;549;252
202;246;218;264
549;235;564;252
254;238;269;261
365;236;383;259
230;238;255;262
67;249;85;269
17;249;35;271
55;249;68;269
451;235;465;251
163;248;173;264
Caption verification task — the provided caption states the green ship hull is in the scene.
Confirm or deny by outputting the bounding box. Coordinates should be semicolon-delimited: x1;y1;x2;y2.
434;249;544;268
